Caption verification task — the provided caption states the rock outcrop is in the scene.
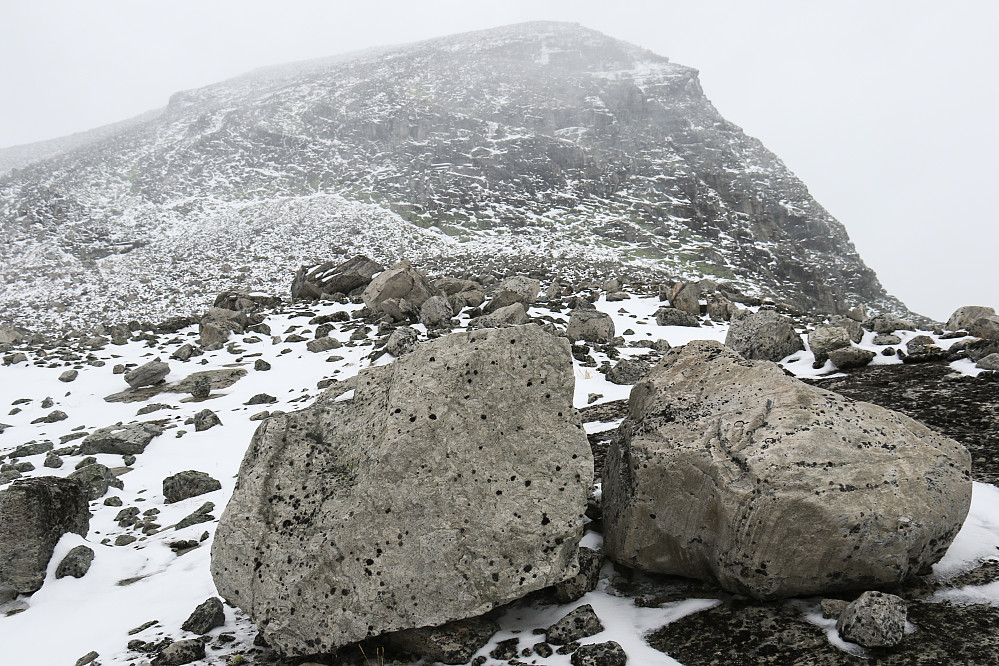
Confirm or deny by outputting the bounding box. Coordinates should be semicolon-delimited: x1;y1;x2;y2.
292;255;383;300
0;477;90;594
211;325;592;654
602;340;972;599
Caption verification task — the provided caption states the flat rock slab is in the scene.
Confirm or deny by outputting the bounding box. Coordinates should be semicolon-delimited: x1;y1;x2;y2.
105;368;248;403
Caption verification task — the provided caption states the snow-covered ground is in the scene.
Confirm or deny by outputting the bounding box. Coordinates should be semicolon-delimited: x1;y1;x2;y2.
0;295;996;665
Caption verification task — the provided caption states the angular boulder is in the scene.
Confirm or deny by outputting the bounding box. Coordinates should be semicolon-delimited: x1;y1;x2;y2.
419;295;454;330
863;313;915;334
211;325;592;655
483;276;541;314
469;302;530;328
292;255;383;300
0;477;90;593
828;346;876;370
602;340;971;599
836;591;907;648
808;326;852;365
654;306;700;327
80;422;164;456
567;309;614;343
163;471;221;503
725;309;804;361
361;259;438;315
68;463;124;500
670;281;702;316
971;315;999;341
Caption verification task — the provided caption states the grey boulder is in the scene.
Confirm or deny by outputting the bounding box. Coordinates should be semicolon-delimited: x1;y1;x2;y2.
150;639;205;666
836;591;907;648
602;340;971;599
388;616;500;665
124;360;170;388
211;325;592;655
419;295;454;330
808;326;852;364
977;353;999;371
80;422;164;456
554;546;604;603
163;471;221;503
546;604;604;644
669;281;702;315
0;477;90;593
193;409;222;432
483;276;541;314
828;346;877;370
385;326;420;357
863;313;915;334
469;302;530;328
605;357;652;385
971;315;999;341
654;307;700;327
724;309;804;361
946;305;995;332
571;641;627;666
567;309;615;343
362;259;438;315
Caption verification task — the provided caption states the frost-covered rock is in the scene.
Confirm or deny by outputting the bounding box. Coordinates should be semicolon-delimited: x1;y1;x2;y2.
602;340;971;599
0;477;90;594
211;325;591;654
724;309;803;361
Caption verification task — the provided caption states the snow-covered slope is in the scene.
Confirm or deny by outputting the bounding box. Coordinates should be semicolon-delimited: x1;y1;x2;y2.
0;292;996;665
0;22;903;332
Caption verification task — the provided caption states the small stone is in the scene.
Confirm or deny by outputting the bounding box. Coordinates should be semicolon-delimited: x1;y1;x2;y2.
59;370;79;383
151;638;206;665
546;604;604;644
253;359;271;371
56;545;96;579
570;641;627;666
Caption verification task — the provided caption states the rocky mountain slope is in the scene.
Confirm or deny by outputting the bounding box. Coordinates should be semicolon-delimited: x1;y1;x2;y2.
0;265;997;665
0;22;903;332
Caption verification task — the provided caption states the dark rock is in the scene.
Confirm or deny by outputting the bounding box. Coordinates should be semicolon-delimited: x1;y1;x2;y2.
554;547;604;603
546;604;604;644
68;463;124;500
175;502;215;530
181;596;225;635
55;545;95;579
836;591;907;648
469;302;530;328
863;313;915;334
163;471;221;503
292;255;383;300
59;369;79;383
385;326;420;357
570;641;627;666
253;358;271;371
490;638;520;661
389;615;500;664
567;309;615;343
306;336;341;353
193;409;221;432
419;295;454;330
0;477;90;593
245;393;276;405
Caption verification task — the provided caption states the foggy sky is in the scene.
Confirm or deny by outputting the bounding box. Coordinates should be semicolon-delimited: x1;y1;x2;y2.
2;0;996;321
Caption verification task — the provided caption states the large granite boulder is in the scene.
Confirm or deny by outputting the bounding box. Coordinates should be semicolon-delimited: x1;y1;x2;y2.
946;306;995;332
212;325;592;655
292;255;383;300
724;309;804;361
0;477;90;593
602;340;971;599
361;259;438;317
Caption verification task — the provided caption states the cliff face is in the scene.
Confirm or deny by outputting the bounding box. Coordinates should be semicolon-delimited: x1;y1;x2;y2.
0;21;901;329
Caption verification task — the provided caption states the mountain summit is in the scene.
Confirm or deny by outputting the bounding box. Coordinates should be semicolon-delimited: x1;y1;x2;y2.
0;21;901;329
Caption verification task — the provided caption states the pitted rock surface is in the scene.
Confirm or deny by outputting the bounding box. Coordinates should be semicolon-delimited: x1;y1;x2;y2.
211;325;592;655
602;340;971;599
